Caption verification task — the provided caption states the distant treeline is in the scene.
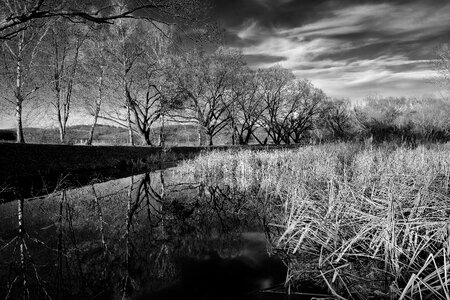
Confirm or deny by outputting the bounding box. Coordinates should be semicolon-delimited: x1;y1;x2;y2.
1;96;449;146
325;96;450;145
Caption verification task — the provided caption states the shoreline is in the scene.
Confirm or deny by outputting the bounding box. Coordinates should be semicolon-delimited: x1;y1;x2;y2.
0;143;302;180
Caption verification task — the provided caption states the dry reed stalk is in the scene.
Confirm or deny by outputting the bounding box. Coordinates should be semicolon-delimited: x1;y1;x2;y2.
172;143;450;299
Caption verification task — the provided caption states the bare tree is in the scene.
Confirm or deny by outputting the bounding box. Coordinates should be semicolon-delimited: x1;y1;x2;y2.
79;27;108;145
127;65;165;146
86;65;105;145
227;69;266;145
0;22;49;143
126;25;180;146
284;81;326;143
320;98;354;140
0;0;208;144
95;17;150;145
256;67;327;144
94;17;176;146
49;19;86;143
0;0;202;39
257;66;294;144
167;47;245;146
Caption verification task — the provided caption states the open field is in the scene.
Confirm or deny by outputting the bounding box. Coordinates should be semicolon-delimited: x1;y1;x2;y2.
175;143;450;299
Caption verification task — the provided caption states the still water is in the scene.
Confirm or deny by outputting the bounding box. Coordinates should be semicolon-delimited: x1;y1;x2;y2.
0;166;326;300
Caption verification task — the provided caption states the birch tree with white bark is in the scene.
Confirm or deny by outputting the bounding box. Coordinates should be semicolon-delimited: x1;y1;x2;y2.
0;20;49;142
48;19;87;143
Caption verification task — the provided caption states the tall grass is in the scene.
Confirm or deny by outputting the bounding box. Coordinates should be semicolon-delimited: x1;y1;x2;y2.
175;143;450;299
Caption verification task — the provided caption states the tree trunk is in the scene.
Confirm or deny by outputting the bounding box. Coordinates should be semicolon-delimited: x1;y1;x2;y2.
198;127;202;146
15;33;25;143
87;67;104;145
198;124;205;146
230;119;236;145
58;124;65;143
243;129;253;145
282;132;291;145
53;33;64;144
143;130;152;146
126;103;134;146
15;100;25;143
86;111;99;145
208;133;213;146
159;114;165;147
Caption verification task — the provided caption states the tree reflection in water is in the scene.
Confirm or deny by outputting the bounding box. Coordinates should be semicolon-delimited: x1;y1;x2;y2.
0;168;286;300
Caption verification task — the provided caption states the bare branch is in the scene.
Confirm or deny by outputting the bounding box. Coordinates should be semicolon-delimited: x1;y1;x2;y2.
0;1;170;39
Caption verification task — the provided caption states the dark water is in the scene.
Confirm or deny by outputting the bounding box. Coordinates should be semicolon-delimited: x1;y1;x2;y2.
0;167;328;300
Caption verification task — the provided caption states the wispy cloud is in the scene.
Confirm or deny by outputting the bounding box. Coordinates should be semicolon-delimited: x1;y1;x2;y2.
228;1;449;99
280;3;450;39
236;20;261;40
292;55;437;97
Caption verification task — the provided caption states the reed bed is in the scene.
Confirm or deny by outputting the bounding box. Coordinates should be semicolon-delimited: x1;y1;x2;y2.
175;143;450;299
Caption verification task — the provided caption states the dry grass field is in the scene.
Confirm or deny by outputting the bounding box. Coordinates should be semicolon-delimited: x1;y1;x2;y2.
175;143;450;299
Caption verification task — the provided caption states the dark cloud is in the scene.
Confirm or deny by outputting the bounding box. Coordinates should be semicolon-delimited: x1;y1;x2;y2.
211;0;446;29
210;0;450;98
244;54;287;66
211;0;331;28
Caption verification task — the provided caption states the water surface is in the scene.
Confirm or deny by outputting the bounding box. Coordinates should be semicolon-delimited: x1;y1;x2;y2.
0;166;306;300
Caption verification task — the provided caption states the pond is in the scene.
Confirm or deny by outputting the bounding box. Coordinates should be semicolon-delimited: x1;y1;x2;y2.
0;165;329;300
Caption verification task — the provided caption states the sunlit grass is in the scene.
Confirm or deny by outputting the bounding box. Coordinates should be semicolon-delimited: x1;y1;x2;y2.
175;143;450;299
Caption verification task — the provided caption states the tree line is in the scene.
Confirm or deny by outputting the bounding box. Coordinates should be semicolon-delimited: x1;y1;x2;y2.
1;1;449;146
0;9;331;146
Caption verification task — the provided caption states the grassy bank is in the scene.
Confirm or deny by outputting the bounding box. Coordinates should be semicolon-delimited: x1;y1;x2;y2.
175;143;450;299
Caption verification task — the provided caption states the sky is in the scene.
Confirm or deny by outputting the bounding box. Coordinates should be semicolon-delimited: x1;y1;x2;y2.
211;0;450;99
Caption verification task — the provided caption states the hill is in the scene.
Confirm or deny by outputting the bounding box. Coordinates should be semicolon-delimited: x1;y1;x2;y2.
0;124;238;146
